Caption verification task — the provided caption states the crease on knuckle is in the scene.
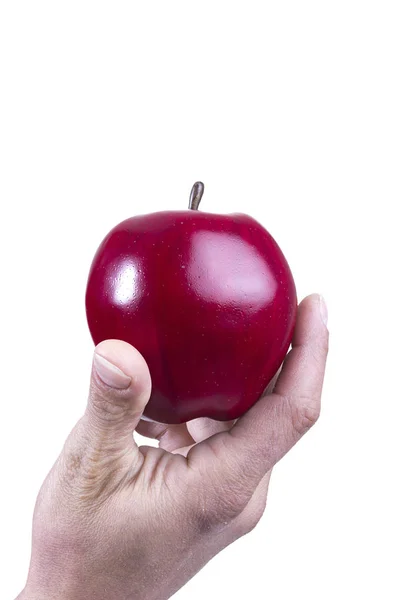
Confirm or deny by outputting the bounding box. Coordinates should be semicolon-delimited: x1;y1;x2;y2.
290;394;320;436
90;388;139;426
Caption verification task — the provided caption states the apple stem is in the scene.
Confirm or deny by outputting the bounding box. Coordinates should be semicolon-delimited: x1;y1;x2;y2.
189;181;204;210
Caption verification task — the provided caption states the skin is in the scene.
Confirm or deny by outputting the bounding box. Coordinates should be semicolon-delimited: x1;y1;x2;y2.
17;294;329;600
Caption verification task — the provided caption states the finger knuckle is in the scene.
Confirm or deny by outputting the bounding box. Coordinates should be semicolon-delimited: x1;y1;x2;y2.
292;395;321;436
89;385;136;425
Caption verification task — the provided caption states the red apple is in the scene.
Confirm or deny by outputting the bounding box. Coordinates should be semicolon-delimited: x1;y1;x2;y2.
85;183;297;424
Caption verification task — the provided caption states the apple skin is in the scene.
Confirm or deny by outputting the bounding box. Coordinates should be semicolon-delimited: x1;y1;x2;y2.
85;207;297;424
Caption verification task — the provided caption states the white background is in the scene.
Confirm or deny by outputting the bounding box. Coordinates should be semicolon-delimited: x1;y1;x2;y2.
0;2;399;599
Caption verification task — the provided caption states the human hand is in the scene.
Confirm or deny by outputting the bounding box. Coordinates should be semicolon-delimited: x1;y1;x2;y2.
17;294;328;600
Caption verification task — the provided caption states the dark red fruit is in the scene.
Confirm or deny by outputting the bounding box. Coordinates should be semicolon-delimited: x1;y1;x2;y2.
86;183;297;424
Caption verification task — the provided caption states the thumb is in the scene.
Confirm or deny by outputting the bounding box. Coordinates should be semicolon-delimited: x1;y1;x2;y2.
85;339;152;461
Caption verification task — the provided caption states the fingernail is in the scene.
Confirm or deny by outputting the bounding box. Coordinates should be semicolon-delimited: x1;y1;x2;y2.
319;295;328;327
93;352;132;389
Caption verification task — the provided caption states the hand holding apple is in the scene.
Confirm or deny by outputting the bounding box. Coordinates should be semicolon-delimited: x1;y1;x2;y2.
19;295;328;600
85;183;297;423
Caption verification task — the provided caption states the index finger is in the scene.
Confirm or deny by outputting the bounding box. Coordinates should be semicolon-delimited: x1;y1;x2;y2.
187;294;329;507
